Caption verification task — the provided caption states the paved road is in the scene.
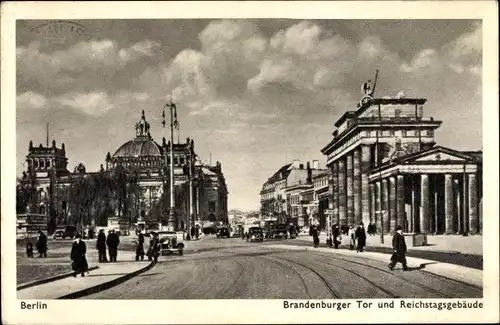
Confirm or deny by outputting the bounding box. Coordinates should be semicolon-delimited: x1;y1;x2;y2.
85;237;482;299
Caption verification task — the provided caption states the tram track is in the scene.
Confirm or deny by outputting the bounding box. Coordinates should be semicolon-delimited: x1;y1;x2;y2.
315;252;481;298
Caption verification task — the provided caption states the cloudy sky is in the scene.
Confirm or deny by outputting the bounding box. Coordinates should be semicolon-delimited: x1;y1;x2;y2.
16;19;482;211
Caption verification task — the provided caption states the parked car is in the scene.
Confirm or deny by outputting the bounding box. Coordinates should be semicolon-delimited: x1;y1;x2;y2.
270;223;288;239
216;227;231;238
52;225;78;239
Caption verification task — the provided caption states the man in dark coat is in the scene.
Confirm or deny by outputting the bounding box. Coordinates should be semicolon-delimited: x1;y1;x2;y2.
332;224;341;249
36;230;48;258
147;232;160;262
135;232;145;261
71;234;88;277
106;230;120;262
388;225;408;271
312;226;320;247
96;229;107;262
355;222;367;252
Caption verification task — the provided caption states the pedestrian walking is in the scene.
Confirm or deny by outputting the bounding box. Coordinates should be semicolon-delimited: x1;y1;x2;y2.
355;222;367;252
388;225;408;271
96;229;107;263
312;226;320;248
147;232;160;262
332;224;341;249
106;229;120;262
348;225;356;250
36;230;48;258
135;232;145;261
70;234;89;277
195;226;200;240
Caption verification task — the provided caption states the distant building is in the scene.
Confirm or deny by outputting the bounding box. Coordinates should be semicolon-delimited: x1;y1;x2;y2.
321;91;482;235
260;160;326;226
18;110;229;233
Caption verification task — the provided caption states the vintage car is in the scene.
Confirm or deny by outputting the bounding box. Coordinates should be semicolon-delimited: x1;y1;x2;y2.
52;225;78;239
157;231;185;256
247;226;264;242
216;226;231;238
270;223;289;239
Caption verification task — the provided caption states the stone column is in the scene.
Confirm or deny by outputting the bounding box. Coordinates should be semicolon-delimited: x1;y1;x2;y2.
468;173;478;234
396;175;405;231
338;158;347;226
454;178;461;234
332;163;339;225
444;174;454;234
369;183;376;224
389;176;397;233
420;174;430;234
353;148;362;225
382;179;390;234
375;181;381;232
434;190;439;234
411;177;417;233
361;145;371;226
346;153;354;226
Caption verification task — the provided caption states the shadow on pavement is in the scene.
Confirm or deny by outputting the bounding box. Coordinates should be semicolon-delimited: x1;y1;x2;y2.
86;273;128;278
406;262;439;271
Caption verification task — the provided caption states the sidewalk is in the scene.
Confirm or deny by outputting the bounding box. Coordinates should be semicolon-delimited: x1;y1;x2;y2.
296;233;483;255
271;244;483;288
17;251;152;299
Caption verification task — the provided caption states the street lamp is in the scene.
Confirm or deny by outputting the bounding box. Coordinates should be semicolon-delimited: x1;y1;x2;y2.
162;98;179;231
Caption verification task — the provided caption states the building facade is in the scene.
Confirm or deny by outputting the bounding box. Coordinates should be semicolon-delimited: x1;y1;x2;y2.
313;171;330;230
321;90;482;235
18;110;229;233
260;160;326;226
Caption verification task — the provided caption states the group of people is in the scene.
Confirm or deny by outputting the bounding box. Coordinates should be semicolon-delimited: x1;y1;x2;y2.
96;229;121;263
25;230;48;258
71;229;121;278
312;223;409;271
330;222;366;252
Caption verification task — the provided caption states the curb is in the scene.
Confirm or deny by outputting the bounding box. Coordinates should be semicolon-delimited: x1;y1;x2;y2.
57;260;156;299
17;266;100;291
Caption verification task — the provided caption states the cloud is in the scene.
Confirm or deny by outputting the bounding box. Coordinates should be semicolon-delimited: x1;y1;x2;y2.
55;92;115;115
17;39;161;94
400;23;482;77
16;91;48;110
17;90;151;116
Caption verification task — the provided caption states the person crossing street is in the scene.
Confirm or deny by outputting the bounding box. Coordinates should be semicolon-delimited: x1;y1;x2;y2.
388;225;409;271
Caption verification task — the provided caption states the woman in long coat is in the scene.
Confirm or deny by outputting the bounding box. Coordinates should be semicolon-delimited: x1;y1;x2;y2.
71;234;89;277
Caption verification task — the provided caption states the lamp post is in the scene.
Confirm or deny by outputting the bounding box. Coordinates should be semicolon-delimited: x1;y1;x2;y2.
163;99;178;231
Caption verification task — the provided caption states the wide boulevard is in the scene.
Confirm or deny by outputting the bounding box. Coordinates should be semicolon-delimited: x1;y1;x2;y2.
84;236;482;299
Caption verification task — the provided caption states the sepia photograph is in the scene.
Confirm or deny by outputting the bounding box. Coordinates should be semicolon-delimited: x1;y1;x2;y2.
2;1;498;324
